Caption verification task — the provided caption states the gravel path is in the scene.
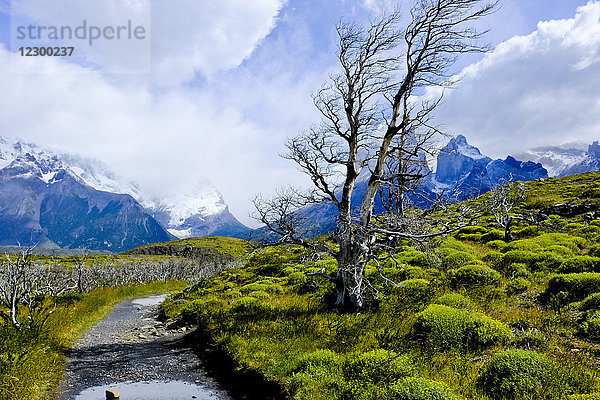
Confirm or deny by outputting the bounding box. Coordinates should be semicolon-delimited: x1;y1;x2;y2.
57;294;233;400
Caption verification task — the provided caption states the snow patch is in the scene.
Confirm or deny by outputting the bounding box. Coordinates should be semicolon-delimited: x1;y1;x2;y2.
167;228;193;239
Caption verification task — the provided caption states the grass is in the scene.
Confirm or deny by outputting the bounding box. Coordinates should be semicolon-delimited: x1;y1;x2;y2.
0;280;188;400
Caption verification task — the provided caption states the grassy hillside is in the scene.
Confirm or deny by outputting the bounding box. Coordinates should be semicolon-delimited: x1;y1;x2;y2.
161;172;600;400
126;235;253;258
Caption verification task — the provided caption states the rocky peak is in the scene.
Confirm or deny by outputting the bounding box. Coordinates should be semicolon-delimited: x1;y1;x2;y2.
588;141;600;158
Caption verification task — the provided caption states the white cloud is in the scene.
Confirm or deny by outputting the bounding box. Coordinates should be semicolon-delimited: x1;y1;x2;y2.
10;0;286;83
0;41;309;227
430;1;600;159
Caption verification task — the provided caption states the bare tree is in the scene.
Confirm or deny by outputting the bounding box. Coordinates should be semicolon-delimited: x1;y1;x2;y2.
0;247;63;330
254;0;498;308
485;181;528;242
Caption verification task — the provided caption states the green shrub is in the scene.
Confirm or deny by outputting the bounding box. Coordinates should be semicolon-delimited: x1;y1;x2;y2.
396;279;433;301
442;250;477;269
233;296;260;311
532;251;565;271
400;266;428;281
295;349;338;372
506;278;530;295
502;250;537;268
388;377;465;400
413;304;511;351
433;293;474;310
457;233;482;242
396;249;430;267
240;281;284;294
568;394;600;399
487;239;507;250
288;272;308;285
249;290;270;299
546;245;575;259
482;251;504;268
458;226;488;235
282;266;299;276
579;311;600;341
342;349;415;383
290;350;343;399
179;298;225;324
513;225;539;239
482;230;506;243
451;264;501;287
545;273;600;302
581;293;600;310
478;349;563;400
560;256;600;273
503;233;585;254
505;263;529;279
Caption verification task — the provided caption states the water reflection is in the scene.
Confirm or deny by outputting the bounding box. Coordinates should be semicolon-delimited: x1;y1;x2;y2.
131;294;169;307
73;380;219;400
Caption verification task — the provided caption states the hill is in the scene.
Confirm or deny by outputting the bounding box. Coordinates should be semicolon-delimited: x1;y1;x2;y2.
162;172;600;400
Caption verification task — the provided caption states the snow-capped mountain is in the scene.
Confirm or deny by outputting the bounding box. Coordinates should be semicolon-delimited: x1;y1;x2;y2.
143;181;250;239
434;135;547;200
0;137;172;252
0;136;249;250
256;135;548;239
515;140;600;177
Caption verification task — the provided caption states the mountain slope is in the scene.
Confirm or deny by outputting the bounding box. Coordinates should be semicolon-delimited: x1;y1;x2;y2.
515;140;600;177
0;144;173;252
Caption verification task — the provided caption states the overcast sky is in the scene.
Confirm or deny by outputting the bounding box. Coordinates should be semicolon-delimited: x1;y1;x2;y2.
0;0;598;226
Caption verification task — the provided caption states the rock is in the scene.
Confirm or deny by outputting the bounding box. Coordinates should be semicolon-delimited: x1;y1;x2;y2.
106;389;120;399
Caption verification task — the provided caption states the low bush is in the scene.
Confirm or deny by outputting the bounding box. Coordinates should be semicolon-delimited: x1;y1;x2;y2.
579;311;600;341
295;349;338;372
481;230;505;243
487;239;507;250
545;273;600;302
399;266;428;281
560;256;600;273
288;272;308;285
291;349;416;400
413;304;511;351
433;293;474;310
240;280;284;294
505;263;529;279
503;233;585;254
442;250;477;269
342;349;415;383
532;251;565;271
502;250;537;268
389;377;465;400
581;293;600;310
568;394;600;399
513;225;539;239
451;265;501;287
477;349;563;400
482;251;504;269
458;226;488;235
394;279;434;306
506;278;530;295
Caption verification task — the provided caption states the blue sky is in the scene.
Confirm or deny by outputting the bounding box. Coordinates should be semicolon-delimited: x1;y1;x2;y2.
0;0;598;225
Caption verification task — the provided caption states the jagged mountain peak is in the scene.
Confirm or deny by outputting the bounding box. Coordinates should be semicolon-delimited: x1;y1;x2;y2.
441;134;489;160
515;139;600;177
588;141;600;158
